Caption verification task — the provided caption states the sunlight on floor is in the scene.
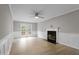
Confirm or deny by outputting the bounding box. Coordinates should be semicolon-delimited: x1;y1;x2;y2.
18;37;36;48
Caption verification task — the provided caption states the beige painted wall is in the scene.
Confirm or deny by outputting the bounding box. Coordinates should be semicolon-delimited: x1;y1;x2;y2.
0;5;13;39
38;10;79;34
37;10;79;49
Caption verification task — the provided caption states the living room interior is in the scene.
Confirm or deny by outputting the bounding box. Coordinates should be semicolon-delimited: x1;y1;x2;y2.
0;4;79;55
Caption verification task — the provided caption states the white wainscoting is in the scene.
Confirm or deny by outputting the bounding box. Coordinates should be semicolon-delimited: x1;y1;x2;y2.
38;29;79;49
13;31;22;39
0;33;13;55
38;29;59;40
13;31;37;39
58;32;79;49
37;31;47;39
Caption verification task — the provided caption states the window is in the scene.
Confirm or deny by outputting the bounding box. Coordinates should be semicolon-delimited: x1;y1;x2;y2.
20;23;31;36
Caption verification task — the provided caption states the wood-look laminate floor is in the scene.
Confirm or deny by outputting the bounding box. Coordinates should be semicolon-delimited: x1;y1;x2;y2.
10;37;79;55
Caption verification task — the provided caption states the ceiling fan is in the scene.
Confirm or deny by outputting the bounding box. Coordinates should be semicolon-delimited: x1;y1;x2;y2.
30;9;44;19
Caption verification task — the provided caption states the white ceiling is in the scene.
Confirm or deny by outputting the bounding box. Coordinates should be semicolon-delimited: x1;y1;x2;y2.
10;4;79;23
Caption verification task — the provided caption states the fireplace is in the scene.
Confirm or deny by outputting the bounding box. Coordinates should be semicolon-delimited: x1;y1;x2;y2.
47;31;56;44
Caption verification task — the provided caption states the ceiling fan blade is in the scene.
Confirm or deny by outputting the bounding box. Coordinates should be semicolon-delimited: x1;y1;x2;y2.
30;9;37;15
38;16;44;18
38;10;44;15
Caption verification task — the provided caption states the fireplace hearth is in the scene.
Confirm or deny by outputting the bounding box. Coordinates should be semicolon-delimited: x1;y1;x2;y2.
47;31;56;44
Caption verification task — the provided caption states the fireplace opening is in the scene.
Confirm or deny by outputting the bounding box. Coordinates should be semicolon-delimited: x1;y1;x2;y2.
47;31;56;44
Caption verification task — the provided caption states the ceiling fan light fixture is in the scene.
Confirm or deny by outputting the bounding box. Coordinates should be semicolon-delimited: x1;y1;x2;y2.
34;16;39;19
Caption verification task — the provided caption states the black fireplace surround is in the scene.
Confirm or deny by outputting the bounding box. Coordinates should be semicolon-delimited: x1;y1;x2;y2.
47;31;56;44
